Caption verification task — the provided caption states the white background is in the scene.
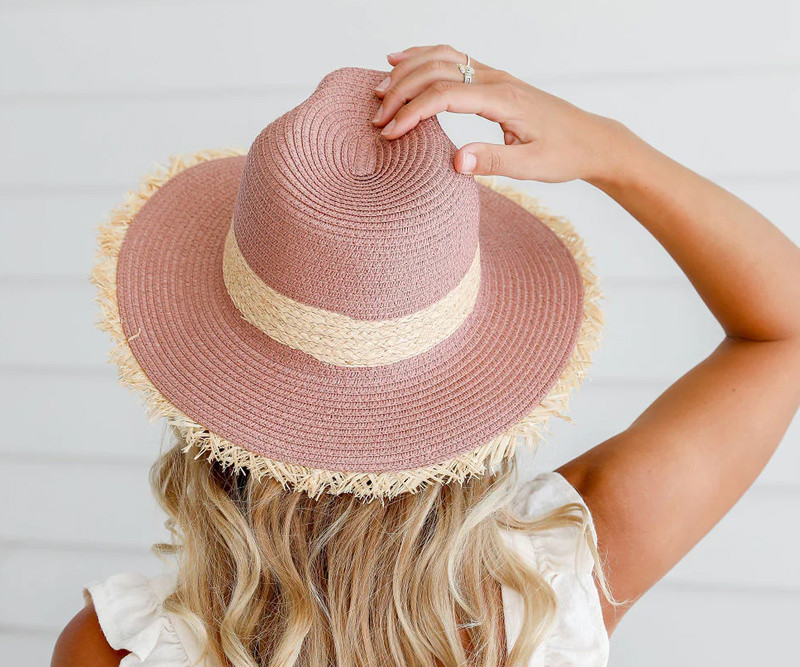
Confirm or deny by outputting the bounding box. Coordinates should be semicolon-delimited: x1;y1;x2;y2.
1;1;798;664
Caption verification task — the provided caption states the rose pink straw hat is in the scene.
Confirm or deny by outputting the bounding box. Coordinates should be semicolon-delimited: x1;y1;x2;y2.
91;67;604;501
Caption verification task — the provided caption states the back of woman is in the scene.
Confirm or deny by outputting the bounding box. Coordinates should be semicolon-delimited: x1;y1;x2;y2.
53;46;800;667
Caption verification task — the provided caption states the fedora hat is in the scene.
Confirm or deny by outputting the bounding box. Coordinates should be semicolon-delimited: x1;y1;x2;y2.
91;67;603;501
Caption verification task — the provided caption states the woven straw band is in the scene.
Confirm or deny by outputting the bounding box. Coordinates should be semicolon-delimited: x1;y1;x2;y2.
222;225;482;367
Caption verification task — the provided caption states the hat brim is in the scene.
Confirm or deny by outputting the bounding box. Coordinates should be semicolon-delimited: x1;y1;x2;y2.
92;149;603;500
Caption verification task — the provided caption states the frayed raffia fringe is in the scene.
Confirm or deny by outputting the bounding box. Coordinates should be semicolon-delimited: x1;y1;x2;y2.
90;152;604;502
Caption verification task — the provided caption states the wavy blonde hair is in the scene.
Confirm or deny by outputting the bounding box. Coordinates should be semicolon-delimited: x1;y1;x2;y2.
151;428;618;667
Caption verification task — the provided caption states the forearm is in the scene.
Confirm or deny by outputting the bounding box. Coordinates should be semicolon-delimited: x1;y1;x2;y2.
587;123;800;342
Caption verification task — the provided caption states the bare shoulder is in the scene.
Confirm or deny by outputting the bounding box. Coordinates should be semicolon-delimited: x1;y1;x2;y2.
51;603;129;667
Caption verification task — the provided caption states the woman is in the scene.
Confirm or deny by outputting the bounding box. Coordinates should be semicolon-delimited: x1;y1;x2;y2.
53;45;800;666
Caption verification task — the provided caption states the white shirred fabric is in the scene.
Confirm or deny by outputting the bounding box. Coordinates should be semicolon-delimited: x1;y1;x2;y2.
501;471;610;666
83;570;205;666
84;472;608;666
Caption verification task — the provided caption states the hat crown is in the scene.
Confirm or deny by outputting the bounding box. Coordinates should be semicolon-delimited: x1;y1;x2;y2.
230;67;481;320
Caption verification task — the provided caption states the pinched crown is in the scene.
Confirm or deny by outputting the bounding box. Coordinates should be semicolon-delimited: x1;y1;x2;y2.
229;67;481;322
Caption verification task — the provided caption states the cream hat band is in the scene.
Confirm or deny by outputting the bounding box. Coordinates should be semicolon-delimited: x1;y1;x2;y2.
223;224;482;367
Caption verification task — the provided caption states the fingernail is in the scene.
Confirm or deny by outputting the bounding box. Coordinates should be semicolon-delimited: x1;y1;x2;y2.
372;104;383;124
459;152;477;174
381;119;397;136
374;76;390;92
387;51;404;60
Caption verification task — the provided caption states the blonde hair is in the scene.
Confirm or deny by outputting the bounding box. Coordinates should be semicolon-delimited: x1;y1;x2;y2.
151;428;618;666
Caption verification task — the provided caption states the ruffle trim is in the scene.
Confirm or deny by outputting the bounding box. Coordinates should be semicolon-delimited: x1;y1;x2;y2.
504;472;610;664
84;572;189;666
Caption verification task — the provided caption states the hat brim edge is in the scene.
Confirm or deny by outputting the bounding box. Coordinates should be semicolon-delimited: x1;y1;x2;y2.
90;149;605;503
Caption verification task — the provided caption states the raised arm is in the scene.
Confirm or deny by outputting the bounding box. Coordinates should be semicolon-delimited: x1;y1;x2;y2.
554;129;800;633
373;44;800;636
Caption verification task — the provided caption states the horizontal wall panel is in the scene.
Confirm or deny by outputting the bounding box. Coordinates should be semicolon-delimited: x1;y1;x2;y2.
1;458;796;585
510;174;800;282
3;373;797;488
0;281;110;368
0;371;164;460
528;381;800;489
543;71;800;179
2;72;797;189
0;190;122;278
0;460;167;547
610;585;799;665
3;586;798;666
2;491;799;631
652;488;800;591
0;92;295;187
0;632;53;667
0;278;723;378
0;545;160;631
3;175;798;281
1;2;797;95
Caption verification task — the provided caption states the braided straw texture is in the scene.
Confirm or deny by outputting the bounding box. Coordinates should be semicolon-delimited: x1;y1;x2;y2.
223;226;482;367
90;149;604;502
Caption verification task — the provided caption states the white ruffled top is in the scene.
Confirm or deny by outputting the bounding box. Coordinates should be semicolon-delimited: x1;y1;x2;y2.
83;472;609;666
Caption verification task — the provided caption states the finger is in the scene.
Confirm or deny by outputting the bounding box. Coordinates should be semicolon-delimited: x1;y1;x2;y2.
386;45;430;66
386;49;415;66
384;44;467;83
374;43;470;102
373;59;471;125
375;54;503;126
454;142;532;179
379;82;517;139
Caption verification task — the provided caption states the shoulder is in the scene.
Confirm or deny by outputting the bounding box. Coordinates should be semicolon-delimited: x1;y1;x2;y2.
515;471;600;546
51;603;129;667
514;471;603;581
53;571;195;666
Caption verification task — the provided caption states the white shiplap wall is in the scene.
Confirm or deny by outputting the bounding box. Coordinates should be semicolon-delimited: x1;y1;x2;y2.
1;1;798;664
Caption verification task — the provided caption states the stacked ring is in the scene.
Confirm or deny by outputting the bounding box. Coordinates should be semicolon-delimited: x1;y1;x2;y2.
458;54;475;84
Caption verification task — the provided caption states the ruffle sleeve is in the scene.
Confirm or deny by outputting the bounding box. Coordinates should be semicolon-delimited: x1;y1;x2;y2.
501;471;610;666
83;571;190;666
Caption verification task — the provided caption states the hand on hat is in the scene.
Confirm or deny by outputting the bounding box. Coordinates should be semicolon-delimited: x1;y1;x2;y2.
372;44;627;184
